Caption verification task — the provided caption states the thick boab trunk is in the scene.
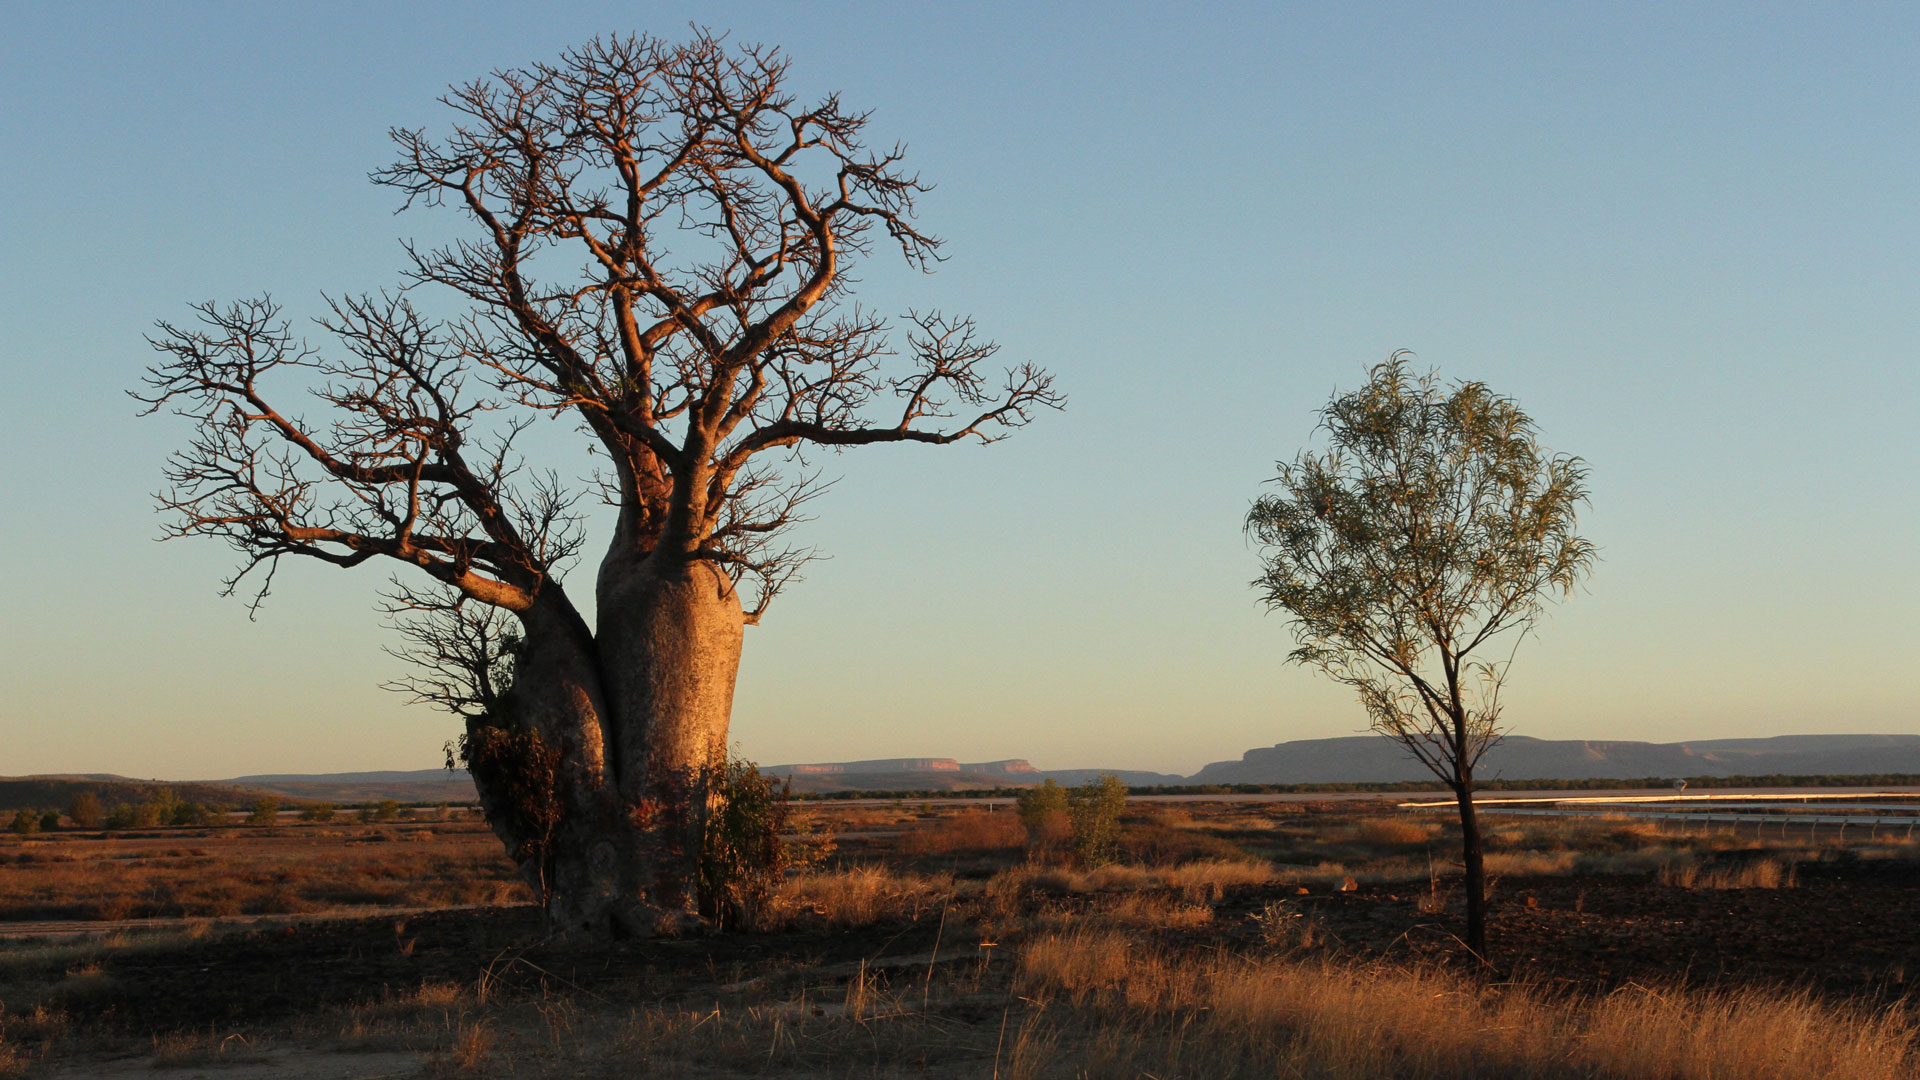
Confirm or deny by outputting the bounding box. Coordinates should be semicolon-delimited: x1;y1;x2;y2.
596;557;745;913
460;559;744;939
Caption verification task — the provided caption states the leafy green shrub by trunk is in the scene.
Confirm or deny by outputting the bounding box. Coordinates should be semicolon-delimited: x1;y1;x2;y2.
700;758;796;929
1069;774;1128;866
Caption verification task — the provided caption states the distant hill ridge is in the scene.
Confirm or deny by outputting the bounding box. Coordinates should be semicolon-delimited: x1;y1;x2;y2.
1188;734;1920;785
9;734;1915;809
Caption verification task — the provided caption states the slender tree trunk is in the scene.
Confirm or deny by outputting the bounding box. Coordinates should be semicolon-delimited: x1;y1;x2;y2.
1453;771;1488;961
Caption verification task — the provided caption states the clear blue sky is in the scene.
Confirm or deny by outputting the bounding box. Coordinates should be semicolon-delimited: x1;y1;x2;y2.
2;3;1915;780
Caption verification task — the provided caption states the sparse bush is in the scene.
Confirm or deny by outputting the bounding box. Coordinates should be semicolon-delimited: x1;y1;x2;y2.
1017;780;1068;830
300;802;336;823
1068;774;1128;866
247;797;280;826
1017;779;1071;851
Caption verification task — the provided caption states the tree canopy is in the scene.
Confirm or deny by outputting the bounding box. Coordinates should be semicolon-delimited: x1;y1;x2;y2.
1246;354;1594;784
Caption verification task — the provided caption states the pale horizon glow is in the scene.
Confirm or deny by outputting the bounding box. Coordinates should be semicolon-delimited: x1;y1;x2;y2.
1;3;1915;780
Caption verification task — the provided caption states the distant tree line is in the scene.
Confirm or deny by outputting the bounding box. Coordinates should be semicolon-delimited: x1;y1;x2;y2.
6;790;477;833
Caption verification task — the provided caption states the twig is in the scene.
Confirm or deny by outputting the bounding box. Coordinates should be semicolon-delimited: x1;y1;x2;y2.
923;903;948;1013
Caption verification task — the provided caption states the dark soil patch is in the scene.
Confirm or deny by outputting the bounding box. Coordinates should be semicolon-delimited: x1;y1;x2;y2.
1214;855;1920;1003
50;905;946;1033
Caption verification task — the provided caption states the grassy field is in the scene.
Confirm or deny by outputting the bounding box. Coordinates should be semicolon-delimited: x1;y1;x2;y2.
2;798;1917;1077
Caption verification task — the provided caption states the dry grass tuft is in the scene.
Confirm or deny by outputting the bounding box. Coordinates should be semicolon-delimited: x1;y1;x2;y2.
1091;891;1214;929
768;865;951;927
150;1028;272;1068
1659;857;1798;890
424;1019;496;1076
1349;817;1437;847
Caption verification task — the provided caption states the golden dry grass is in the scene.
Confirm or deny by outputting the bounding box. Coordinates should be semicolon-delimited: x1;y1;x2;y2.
765;865;953;928
898;810;1027;854
1658;856;1799;889
1018;928;1918;1079
1347;816;1437;846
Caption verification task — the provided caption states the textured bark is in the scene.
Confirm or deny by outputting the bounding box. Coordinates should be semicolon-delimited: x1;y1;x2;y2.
456;559;743;938
597;556;745;913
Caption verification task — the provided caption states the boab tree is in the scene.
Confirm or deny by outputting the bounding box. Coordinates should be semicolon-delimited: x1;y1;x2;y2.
138;33;1060;936
1245;355;1591;958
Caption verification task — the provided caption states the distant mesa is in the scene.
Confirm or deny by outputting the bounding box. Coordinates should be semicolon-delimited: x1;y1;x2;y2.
1186;733;1920;785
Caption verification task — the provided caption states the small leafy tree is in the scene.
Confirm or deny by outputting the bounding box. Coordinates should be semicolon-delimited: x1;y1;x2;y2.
1247;355;1593;958
10;809;40;836
248;797;281;826
67;793;104;828
142;789;180;827
299;803;337;823
1068;774;1128;867
38;810;61;832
